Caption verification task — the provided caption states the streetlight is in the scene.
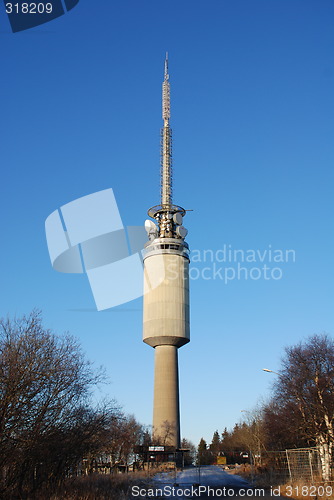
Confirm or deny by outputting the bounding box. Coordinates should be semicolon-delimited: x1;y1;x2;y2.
262;368;280;376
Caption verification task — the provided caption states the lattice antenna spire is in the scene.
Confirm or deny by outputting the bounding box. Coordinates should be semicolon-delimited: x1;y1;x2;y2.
161;52;172;207
162;53;170;121
147;54;187;239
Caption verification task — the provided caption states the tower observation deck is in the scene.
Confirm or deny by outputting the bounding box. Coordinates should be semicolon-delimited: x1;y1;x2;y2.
143;55;190;449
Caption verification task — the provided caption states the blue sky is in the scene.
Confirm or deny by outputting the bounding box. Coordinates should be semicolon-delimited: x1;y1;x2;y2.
1;1;333;446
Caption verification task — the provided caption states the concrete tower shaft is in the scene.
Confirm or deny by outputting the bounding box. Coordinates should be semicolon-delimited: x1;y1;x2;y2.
143;246;190;348
153;345;180;447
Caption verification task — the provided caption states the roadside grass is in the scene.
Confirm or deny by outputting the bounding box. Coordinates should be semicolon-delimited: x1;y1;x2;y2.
230;464;334;500
36;471;150;500
30;467;334;500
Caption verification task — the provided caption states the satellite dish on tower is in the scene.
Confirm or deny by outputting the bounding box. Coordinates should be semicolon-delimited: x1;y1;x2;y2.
145;219;158;235
173;213;183;225
176;226;188;239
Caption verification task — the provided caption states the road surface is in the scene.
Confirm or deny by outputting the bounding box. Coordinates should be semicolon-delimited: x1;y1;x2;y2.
129;465;285;499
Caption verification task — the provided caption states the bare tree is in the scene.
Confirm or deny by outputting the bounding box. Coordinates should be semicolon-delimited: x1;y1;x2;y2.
239;407;268;464
266;334;334;480
120;415;145;465
0;310;105;496
181;437;196;465
152;420;176;446
103;412;144;466
263;398;308;450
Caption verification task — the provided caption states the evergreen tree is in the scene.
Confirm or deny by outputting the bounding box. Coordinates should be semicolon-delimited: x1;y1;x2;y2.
197;438;214;465
209;430;221;455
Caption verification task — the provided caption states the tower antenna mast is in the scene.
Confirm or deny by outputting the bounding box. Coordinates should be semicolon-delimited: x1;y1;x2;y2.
161;52;172;207
148;55;186;238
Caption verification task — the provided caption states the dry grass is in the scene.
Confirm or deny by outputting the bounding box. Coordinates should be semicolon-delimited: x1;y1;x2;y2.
230;465;334;500
28;468;334;500
34;471;151;500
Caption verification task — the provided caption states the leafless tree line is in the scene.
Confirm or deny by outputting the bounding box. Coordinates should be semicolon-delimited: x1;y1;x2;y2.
0;310;146;499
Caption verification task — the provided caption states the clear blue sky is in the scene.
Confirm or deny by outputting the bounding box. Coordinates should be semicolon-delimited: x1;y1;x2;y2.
1;1;333;447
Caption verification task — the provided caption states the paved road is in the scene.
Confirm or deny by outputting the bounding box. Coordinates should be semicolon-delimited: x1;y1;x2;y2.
129;465;286;499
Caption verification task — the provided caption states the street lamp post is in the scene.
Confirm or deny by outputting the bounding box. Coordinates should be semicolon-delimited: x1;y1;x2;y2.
262;368;280;376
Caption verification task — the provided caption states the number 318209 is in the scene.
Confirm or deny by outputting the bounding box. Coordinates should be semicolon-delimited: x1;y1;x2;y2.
6;3;53;14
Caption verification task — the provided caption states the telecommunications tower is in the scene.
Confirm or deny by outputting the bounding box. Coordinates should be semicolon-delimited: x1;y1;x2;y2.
143;55;190;448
